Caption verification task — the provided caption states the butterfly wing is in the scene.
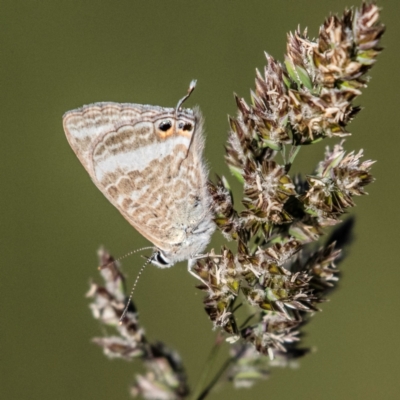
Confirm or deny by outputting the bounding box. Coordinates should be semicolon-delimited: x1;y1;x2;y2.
63;102;209;253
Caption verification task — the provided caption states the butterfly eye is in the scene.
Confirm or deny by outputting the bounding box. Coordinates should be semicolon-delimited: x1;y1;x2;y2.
159;120;172;132
154;251;171;266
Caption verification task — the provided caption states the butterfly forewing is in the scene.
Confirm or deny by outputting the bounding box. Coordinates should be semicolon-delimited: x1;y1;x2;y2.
63;102;212;258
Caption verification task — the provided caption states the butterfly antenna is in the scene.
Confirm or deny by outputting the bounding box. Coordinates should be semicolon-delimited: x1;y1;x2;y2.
98;246;154;270
176;79;197;110
119;256;152;323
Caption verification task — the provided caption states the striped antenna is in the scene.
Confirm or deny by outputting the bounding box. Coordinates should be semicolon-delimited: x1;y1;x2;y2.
98;246;154;270
119;255;153;322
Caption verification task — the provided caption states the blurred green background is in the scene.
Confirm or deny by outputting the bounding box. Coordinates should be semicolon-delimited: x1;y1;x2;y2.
1;1;398;399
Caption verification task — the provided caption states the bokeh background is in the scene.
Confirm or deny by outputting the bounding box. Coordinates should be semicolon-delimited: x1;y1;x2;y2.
1;1;399;399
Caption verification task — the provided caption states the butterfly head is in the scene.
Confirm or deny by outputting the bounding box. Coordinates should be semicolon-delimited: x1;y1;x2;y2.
151;250;173;268
150;215;215;268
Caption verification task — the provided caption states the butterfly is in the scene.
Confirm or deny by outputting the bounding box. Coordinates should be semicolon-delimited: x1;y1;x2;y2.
63;81;215;270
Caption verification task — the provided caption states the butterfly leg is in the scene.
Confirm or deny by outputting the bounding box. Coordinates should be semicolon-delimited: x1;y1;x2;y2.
187;259;211;288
